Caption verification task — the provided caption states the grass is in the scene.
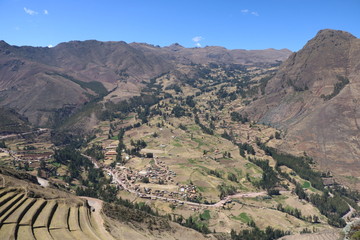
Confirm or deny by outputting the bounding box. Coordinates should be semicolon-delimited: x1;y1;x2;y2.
172;142;182;147
245;163;262;174
124;115;134;120
188;159;197;164
200;210;211;221
51;162;61;168
273;195;289;203
351;230;360;239
244;163;255;169
343;175;360;184
232;212;252;224
197;186;207;192
302;181;317;192
302;181;311;188
188;125;200;131
192;138;205;148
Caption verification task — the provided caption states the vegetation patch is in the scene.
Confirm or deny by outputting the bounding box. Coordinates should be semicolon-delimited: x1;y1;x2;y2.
187;158;197;164
232;212;252;224
302;181;311;188
199;210;211;221
48;72;108;96
172;142;183;147
321;75;350;101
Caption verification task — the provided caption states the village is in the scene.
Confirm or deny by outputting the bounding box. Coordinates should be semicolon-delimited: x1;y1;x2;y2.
102;140;205;206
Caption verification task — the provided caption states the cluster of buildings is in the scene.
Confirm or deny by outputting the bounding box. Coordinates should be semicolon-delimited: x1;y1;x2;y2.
137;162;176;184
104;142;118;160
108;156;203;204
177;184;200;202
137;183;201;204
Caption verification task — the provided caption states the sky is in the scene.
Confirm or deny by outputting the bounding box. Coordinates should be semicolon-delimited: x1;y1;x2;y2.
0;0;359;51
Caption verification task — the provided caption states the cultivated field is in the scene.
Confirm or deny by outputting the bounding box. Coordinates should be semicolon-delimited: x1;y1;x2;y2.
0;187;114;240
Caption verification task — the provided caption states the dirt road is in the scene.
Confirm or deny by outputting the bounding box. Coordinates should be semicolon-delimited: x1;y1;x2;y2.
83;153;286;208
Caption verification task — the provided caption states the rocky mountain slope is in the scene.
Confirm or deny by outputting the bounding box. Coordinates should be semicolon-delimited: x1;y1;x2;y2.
245;29;360;183
0;40;291;128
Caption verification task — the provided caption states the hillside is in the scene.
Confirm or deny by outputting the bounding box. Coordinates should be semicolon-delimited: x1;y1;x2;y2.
0;39;291;128
0;107;32;134
244;29;360;187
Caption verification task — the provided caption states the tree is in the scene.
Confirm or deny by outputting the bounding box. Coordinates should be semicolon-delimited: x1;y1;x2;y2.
142;177;149;183
172;105;186;118
275;131;281;139
24;162;30;171
37;168;42;177
40;159;46;169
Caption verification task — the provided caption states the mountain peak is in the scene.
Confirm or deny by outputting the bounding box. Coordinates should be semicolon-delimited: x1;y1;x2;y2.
313;29;356;41
0;40;10;47
167;43;184;51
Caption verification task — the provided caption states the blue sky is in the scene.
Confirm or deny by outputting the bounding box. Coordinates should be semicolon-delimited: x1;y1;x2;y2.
0;0;359;51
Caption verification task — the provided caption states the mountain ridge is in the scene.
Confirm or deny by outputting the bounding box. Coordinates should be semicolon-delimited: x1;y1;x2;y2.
0;39;291;128
244;29;360;183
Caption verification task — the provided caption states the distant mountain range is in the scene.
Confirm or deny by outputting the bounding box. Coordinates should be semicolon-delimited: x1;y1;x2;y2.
0;40;291;127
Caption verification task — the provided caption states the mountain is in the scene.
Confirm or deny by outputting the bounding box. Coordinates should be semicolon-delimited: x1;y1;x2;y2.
0;107;32;134
0;40;290;128
245;29;360;183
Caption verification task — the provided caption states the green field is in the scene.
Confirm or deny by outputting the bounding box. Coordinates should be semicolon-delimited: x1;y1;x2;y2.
232;212;252;224
302;181;311;188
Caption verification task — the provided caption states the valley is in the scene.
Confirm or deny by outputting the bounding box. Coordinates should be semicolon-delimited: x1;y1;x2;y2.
1;29;360;239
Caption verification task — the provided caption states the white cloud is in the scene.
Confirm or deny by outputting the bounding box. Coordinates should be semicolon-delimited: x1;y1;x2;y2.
241;9;259;16
48;45;53;48
24;7;38;15
192;36;204;47
44;9;49;15
192;36;203;42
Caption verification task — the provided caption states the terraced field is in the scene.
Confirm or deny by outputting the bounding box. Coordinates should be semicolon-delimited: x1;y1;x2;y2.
0;187;115;240
279;229;340;240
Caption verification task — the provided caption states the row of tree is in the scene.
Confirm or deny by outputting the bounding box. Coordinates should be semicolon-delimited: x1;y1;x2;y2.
248;157;280;194
230;224;290;240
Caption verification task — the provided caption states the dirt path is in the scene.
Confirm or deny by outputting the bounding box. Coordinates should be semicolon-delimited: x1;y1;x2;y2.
342;203;356;222
81;196;116;240
36;177;49;187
